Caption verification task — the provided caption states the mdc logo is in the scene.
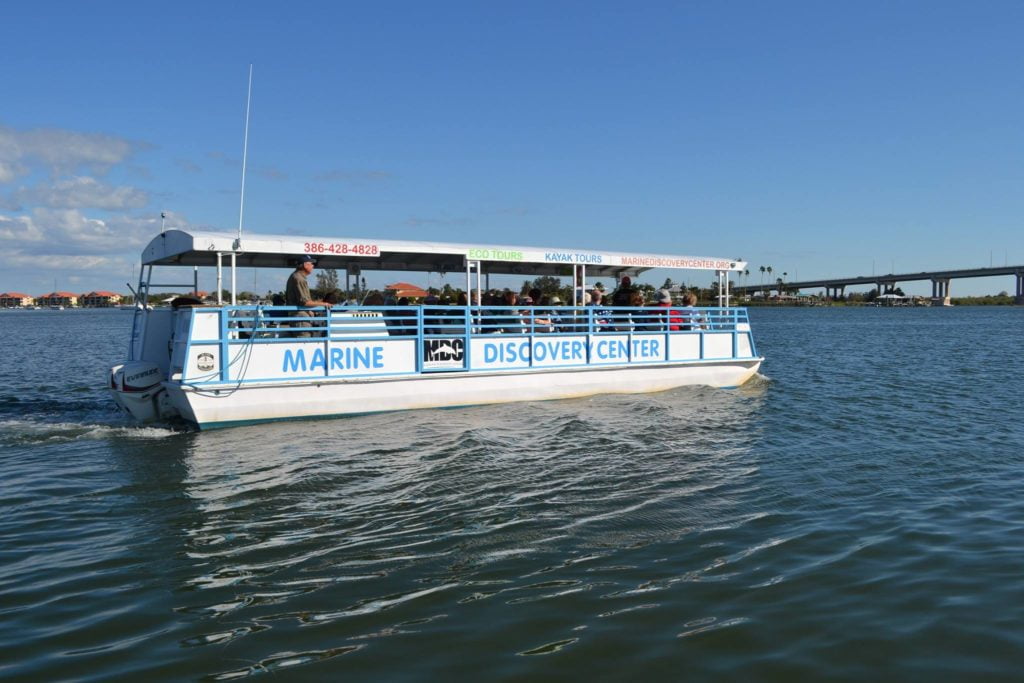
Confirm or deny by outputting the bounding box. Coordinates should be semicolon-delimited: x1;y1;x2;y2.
423;338;464;369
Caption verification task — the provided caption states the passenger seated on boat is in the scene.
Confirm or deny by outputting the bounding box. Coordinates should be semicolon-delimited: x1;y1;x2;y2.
260;293;287;335
609;277;636;330
546;295;565;332
588;289;612;332
678;292;704;330
517;295;534;330
284;254;329;338
629;290;659;331
423;295;444;335
611;276;635;307
452;292;471;333
477;292;498;333
654;289;683;331
559;292;588;333
528;294;554;333
432;295;464;335
394;297;417;336
499;290;523;333
170;295;204;308
380;294;409;336
322;291;343;337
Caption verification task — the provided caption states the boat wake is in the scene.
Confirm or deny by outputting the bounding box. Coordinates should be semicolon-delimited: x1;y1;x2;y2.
0;417;181;446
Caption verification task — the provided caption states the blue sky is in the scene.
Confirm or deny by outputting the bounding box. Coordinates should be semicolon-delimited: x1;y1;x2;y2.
2;1;1022;297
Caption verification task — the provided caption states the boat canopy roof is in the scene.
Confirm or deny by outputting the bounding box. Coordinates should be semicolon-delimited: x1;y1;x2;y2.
141;230;746;276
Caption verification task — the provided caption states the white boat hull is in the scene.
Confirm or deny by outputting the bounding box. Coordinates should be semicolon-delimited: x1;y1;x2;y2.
166;359;762;429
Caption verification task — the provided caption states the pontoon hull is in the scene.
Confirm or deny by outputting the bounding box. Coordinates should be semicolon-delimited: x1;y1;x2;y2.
165;358;762;429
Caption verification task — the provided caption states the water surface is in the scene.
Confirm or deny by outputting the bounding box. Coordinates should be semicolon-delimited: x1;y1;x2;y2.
1;307;1022;680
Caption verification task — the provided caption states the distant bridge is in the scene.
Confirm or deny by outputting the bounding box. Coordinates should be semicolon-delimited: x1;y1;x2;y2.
732;265;1024;304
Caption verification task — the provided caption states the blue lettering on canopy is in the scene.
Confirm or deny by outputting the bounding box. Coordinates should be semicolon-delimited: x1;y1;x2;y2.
543;252;603;264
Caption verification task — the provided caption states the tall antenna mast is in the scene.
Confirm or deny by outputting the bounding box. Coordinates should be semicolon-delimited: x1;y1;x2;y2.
237;63;253;243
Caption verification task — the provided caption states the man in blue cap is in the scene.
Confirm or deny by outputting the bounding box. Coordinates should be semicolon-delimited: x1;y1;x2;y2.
285;254;328;337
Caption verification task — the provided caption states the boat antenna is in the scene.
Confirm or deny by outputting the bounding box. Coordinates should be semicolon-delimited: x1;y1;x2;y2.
236;63;253;246
160;211;166;234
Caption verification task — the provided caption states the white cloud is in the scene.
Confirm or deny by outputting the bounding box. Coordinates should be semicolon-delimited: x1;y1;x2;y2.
0;208;192;258
0;207;202;293
11;176;148;210
0;124;139;181
0;161;21;183
0;125;212;293
0;213;43;242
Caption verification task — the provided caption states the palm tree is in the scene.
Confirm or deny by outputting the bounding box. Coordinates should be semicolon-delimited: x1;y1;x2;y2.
782;271;788;296
759;265;766;295
766;266;773;295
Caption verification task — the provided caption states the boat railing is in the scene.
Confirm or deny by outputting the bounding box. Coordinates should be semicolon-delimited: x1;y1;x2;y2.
220;305;747;338
175;304;756;384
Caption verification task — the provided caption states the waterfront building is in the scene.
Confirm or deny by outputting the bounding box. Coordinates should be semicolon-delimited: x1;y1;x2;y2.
0;292;34;308
36;291;79;307
385;282;430;299
79;291;124;307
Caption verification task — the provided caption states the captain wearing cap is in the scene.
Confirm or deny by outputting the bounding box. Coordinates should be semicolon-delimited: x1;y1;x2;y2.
285;254;329;337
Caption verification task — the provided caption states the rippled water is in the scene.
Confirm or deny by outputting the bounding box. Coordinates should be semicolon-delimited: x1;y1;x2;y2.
1;307;1023;680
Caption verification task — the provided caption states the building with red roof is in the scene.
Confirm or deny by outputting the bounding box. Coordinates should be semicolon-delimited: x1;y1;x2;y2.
0;292;34;308
37;291;79;307
80;291;125;307
384;282;430;299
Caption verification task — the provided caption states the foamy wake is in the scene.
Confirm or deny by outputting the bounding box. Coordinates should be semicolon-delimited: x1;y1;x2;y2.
0;418;180;443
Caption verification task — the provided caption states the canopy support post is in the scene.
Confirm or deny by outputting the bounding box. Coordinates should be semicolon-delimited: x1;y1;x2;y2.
216;253;223;305
230;252;237;305
475;262;482;304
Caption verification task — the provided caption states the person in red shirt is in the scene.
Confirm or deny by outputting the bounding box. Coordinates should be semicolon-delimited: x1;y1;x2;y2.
654;289;683;331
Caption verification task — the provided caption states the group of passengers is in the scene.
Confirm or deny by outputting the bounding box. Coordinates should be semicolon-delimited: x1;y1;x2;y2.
430;281;705;334
282;255;703;338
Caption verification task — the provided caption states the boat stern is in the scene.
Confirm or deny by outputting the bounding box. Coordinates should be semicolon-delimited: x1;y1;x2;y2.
109;361;178;423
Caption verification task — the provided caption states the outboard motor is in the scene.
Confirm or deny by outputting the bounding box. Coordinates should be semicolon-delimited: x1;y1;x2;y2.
109;361;175;422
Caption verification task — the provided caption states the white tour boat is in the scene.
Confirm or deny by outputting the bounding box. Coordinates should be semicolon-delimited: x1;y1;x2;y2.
109;230;762;429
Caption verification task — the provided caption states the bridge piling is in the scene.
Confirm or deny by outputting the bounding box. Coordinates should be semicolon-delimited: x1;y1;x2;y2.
931;278;951;307
1016;273;1024;305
